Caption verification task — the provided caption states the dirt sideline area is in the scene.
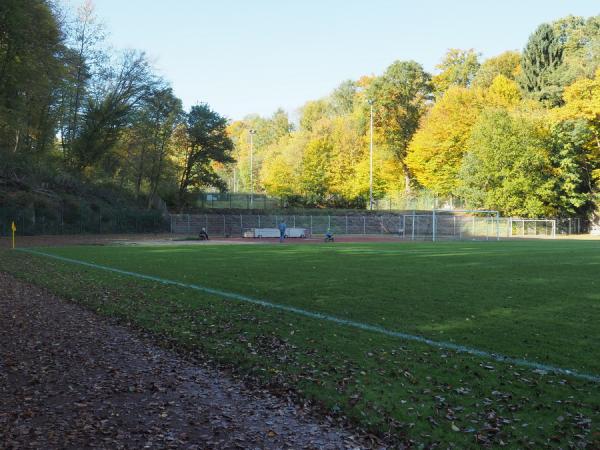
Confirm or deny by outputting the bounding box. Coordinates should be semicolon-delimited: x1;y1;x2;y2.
0;233;410;249
1;232;597;249
0;271;378;449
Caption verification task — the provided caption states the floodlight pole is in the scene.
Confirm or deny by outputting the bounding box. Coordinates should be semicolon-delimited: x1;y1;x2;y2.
249;129;256;208
368;99;374;210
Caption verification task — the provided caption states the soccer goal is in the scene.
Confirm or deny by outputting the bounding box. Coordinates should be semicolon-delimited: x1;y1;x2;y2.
506;218;556;239
401;210;501;241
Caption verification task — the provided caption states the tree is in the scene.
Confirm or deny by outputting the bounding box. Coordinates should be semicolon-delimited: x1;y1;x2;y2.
300;138;332;205
432;49;480;95
57;0;106;165
473;51;521;88
299;100;329;132
260;154;297;198
458;110;556;217
486;75;522;108
71;51;155;170
519;23;564;105
0;0;64;158
368;60;432;192
406;86;482;196
175;104;234;205
119;87;182;203
225;109;292;193
549;120;594;215
551;15;600;89
144;88;183;207
330;80;357;116
554;69;600;194
326;115;365;203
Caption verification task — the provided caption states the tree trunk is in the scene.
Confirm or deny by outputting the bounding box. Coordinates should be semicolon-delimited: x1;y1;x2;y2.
13;129;20;153
135;148;146;199
147;151;164;209
401;161;411;194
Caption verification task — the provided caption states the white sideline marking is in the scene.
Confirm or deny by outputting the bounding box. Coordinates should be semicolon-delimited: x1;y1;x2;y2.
20;248;600;383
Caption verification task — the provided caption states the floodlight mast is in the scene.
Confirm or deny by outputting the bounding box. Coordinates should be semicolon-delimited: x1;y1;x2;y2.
368;99;374;210
249;129;256;207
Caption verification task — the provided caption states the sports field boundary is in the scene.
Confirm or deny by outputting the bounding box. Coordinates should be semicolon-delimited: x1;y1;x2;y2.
19;248;600;383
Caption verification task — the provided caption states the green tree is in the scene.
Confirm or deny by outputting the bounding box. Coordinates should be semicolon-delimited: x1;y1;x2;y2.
116;87;182;202
71;51;155;170
57;0;106;165
551;15;600;88
368;60;432;192
175;104;234;205
144;88;183;206
299;100;329;132
0;0;64;158
519;23;564;105
458;110;556;217
329;80;357;116
549;120;594;215
432;49;480;95
473;51;521;88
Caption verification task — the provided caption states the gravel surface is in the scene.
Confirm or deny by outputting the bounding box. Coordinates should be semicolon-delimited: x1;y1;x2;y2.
0;233;410;250
0;271;373;449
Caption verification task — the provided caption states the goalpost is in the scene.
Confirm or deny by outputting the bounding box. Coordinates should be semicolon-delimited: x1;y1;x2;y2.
401;210;501;241
506;218;556;239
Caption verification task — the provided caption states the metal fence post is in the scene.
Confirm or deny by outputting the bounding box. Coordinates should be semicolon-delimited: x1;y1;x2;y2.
453;216;456;239
363;216;366;235
411;212;415;241
310;215;313;236
187;214;190;234
432;209;436;242
496;212;500;241
345;215;348;234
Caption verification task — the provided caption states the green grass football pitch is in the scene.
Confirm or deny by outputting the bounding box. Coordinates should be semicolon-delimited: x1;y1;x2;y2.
3;240;599;446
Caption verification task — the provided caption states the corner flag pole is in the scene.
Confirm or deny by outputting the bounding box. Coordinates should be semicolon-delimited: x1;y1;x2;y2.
11;221;16;249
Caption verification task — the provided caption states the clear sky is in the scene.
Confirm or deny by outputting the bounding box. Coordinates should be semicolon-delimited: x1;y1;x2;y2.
66;1;599;121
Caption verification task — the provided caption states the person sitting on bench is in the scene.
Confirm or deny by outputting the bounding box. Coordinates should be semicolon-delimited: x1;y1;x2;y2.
199;227;209;240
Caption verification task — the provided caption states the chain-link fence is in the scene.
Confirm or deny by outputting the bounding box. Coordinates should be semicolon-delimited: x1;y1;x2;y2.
197;192;282;210
171;211;583;240
171;212;592;240
1;205;587;239
0;207;169;236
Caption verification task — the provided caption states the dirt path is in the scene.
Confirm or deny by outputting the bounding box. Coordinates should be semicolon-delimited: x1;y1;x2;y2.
0;272;374;449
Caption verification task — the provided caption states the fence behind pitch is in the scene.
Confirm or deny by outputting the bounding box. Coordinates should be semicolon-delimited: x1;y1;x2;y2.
170;211;583;240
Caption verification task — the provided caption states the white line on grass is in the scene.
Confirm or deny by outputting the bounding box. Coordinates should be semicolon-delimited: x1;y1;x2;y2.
20;248;600;383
